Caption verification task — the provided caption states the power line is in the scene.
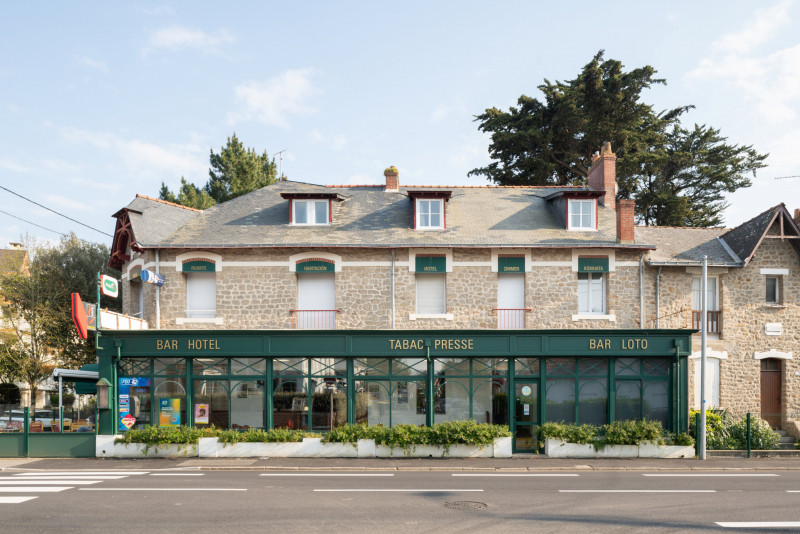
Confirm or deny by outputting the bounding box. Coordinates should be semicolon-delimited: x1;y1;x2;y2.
773;175;800;180
0;184;113;237
0;208;68;237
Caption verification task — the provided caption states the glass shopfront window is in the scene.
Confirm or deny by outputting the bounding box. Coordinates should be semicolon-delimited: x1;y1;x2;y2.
193;380;229;428
231;381;264;429
433;358;509;425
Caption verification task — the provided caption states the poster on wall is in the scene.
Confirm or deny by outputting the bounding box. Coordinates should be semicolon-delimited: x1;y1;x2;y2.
159;398;181;426
194;404;209;425
118;377;151;432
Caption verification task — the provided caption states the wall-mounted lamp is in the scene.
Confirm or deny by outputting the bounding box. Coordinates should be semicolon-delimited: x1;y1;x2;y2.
96;378;112;409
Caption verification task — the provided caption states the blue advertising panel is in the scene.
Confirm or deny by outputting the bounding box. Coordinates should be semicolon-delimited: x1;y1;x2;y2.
118;377;151;431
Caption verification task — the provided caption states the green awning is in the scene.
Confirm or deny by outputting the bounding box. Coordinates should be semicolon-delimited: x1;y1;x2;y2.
416;256;446;273
74;364;99;395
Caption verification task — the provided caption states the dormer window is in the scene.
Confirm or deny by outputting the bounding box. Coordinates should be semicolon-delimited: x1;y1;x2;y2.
281;192;341;225
408;190;452;230
293;199;329;225
417;199;443;229
568;199;596;230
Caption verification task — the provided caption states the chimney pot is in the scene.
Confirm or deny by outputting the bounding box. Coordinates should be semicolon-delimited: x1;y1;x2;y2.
384;166;399;191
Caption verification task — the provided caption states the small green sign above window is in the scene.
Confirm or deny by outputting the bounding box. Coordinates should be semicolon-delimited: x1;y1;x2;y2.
578;257;609;273
129;267;142;280
297;260;335;273
182;261;216;273
416;256;446;273
498;257;524;273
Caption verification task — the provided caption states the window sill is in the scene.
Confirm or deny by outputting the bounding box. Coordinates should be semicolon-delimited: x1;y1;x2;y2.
176;317;224;325
763;304;787;309
571;314;616;322
567;227;597;232
409;313;453;321
415;227;445;231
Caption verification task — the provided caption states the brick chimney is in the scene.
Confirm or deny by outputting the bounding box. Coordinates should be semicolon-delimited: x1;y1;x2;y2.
617;199;635;243
587;142;617;211
384;166;399;191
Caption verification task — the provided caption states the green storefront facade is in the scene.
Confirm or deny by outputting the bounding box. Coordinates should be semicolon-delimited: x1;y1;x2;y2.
97;329;691;452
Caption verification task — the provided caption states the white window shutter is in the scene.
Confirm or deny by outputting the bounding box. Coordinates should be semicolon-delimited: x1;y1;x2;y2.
186;272;216;318
297;273;335;310
497;273;524;309
416;273;445;314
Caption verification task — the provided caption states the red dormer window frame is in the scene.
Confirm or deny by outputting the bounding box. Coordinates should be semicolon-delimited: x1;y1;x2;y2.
555;191;603;231
280;193;340;224
407;190;452;230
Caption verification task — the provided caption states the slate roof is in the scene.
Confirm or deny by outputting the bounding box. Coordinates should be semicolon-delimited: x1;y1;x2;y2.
140;180;650;249
720;204;789;264
117;195;201;248
635;226;737;266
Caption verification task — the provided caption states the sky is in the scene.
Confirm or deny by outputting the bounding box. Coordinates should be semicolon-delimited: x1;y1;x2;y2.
1;1;799;251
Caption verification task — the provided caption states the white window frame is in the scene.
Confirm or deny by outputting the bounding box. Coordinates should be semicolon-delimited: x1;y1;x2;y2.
577;272;606;314
691;276;719;311
416;198;444;230
766;276;780;304
568;199;596;230
185;271;216;319
293;199;329;225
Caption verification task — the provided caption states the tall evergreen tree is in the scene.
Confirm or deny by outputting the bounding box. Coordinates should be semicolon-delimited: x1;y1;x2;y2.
159;134;277;208
470;51;767;226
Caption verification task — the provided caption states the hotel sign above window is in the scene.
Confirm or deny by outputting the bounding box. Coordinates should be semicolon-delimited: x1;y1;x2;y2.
297;260;335;273
182;260;216;273
578;257;609;273
498;257;524;273
415;256;446;273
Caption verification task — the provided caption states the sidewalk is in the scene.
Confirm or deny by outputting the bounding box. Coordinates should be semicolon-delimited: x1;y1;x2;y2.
6;455;800;472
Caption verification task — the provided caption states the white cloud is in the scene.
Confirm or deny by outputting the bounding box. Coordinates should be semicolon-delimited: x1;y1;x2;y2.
57;126;207;185
227;68;321;128
309;130;347;151
688;1;800;123
0;158;31;173
75;55;108;72
144;26;234;55
431;97;468;124
137;5;174;16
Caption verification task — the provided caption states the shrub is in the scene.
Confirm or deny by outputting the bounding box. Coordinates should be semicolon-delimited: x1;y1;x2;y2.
689;410;779;450
603;420;664;446
537;422;598;444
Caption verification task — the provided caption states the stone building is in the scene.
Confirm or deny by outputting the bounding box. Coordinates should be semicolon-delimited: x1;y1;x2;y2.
99;143;796;449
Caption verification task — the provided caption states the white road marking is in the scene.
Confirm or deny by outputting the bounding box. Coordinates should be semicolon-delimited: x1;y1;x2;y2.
11;475;128;480
150;473;205;477
0;487;73;492
260;473;393;477
716;522;800;528
12;471;148;476
643;474;779;477
0;496;38;503
453;473;579;477
314;489;484;492
0;480;101;485
79;488;246;491
559;490;716;493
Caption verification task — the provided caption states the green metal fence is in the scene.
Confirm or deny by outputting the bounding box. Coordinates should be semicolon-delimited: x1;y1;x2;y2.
0;407;96;458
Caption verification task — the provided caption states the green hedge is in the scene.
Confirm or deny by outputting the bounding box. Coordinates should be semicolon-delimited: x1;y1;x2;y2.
538;420;694;449
114;425;320;447
689;410;779;450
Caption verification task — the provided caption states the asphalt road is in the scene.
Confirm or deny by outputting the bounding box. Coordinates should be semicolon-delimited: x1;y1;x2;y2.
2;465;800;532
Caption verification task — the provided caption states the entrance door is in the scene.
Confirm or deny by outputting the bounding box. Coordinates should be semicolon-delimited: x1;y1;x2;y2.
761;359;782;429
514;381;538;452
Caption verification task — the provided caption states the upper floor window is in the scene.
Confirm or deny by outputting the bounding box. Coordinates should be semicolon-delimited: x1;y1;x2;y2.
568;199;595;230
691;276;718;311
416;273;446;314
186;272;216;318
577;272;605;314
293;199;329;225
766;276;780;304
417;199;443;229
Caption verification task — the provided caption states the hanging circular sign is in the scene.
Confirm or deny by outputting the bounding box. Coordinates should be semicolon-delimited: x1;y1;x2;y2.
521;386;532;396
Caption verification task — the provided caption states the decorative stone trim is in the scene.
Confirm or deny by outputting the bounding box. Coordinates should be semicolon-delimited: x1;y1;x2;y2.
761;268;789;275
409;313;454;321
689;348;728;360
754;349;793;360
491;249;532;273
409;249;452;272
123;259;145;281
176;317;224;326
175;251;223;272
289;251;342;272
571;314;616;322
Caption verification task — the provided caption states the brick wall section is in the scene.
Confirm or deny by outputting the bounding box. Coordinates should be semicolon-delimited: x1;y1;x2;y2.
587;144;616;211
617;200;635;243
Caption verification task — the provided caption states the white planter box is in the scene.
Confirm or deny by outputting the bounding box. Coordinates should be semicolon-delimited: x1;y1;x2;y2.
544;437;695;458
96;435;197;458
97;435;510;458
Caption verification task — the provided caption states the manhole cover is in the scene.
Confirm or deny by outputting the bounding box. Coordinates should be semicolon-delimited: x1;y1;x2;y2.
444;501;488;511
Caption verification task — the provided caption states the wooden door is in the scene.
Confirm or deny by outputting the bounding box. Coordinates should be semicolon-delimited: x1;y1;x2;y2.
760;359;782;429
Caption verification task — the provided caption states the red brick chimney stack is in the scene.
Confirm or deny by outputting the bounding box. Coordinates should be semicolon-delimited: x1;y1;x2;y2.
384;166;399;191
587;142;617;212
617;199;636;243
